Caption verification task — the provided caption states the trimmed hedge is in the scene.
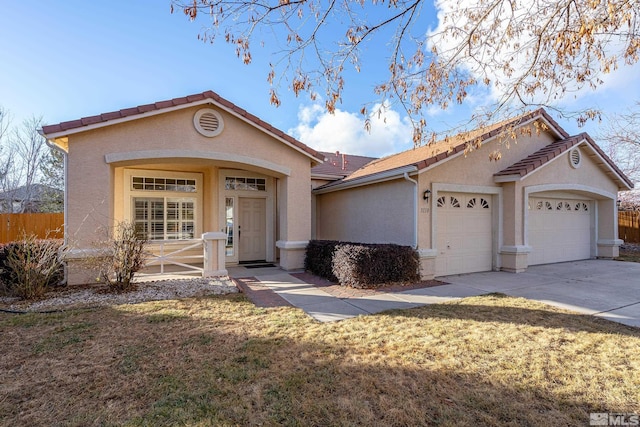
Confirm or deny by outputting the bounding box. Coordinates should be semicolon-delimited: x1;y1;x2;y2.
305;240;420;289
304;240;341;282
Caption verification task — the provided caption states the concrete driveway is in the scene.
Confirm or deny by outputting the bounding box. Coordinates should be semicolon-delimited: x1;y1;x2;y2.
440;259;640;328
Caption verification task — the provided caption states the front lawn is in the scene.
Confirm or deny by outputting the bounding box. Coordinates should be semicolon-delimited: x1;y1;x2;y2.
1;293;639;426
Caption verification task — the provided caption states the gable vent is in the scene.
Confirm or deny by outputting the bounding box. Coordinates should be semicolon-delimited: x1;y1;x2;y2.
194;108;224;137
569;148;581;169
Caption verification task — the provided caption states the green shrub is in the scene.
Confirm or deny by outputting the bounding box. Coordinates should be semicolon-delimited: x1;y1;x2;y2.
305;240;420;288
0;236;64;299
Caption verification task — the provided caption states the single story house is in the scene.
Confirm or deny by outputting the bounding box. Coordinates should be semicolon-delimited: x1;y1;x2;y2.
41;91;324;285
313;109;634;277
41;91;633;285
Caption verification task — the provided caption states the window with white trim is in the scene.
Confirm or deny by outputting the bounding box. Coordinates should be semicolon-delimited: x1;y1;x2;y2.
134;198;195;240
225;177;266;191
125;170;202;241
132;176;196;192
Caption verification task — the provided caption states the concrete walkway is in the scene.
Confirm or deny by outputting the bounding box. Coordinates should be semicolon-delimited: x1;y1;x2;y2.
230;260;640;326
233;270;476;322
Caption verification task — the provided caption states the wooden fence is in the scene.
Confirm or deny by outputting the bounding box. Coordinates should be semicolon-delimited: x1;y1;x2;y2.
0;211;637;245
0;213;64;243
619;211;640;244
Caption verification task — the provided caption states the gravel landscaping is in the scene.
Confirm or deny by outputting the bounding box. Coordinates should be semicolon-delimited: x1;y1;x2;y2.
0;276;238;313
621;242;640;252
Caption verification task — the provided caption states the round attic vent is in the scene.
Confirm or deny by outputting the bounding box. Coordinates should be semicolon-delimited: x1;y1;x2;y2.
194;108;224;137
569;148;581;169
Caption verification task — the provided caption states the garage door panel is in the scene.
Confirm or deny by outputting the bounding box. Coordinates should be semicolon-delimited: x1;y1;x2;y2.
529;197;591;265
435;192;493;276
465;214;491;231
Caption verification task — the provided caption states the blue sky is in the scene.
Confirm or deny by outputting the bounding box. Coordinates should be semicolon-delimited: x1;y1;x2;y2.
1;1;639;158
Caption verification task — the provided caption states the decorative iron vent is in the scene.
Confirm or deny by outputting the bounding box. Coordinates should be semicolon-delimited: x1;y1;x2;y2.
569;148;581;169
194;108;224;137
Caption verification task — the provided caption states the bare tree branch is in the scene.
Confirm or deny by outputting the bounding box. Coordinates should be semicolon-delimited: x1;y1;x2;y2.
171;0;640;144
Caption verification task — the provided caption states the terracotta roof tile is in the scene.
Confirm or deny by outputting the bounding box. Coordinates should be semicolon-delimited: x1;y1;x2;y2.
118;107;139;116
312;151;377;178
138;103;156;113
41;90;324;162
61;119;82;131
101;111;122;121
186;94;203;102
81;116;103;126
153;100;172;109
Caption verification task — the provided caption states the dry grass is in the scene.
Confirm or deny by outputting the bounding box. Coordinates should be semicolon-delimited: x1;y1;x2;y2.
1;293;639;426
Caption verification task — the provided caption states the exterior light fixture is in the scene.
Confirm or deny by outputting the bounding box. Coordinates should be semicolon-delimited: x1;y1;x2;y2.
423;189;431;201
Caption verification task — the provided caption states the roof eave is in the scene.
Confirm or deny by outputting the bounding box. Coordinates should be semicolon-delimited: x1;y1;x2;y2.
313;165;418;194
311;173;347;180
414;109;566;177
580;139;634;191
41;94;324;165
41;99;214;140
494;137;635;191
493;174;522;183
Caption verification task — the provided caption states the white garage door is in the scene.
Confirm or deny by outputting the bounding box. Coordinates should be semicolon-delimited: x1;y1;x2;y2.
528;198;592;265
435;193;493;276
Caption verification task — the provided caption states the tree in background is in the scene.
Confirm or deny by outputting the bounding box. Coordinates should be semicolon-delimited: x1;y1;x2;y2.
172;0;639;143
0;109;63;213
39;144;64;212
0;108;14;194
599;103;640;208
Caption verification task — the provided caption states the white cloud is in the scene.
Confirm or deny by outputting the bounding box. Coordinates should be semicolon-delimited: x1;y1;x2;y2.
289;102;414;157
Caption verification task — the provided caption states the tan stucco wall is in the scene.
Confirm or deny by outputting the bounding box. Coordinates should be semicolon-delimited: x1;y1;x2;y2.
411;130;624;277
316;179;414;245
420;127;557;187
520;145;620;256
64;104;314;283
522;147;618;194
311;125;624;280
416;127;557;253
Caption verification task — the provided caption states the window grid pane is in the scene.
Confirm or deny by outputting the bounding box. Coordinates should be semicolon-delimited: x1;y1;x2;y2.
133;197;196;240
224;177;266;191
225;197;234;256
132;176;197;193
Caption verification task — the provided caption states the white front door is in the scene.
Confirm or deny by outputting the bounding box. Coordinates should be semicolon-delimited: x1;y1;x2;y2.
528;198;592;265
435;193;493;276
239;197;267;262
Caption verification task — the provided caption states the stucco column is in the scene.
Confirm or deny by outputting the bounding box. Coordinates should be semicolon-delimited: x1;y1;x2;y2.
203;232;228;276
500;182;530;272
596;199;622;258
276;173;311;270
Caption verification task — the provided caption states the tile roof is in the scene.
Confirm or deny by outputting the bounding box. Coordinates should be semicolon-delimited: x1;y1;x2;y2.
495;132;634;189
494;134;585;178
311;151;377;178
337;108;566;183
41;90;324;162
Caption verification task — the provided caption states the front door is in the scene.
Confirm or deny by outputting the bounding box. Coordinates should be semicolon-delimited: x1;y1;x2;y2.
239;197;267;262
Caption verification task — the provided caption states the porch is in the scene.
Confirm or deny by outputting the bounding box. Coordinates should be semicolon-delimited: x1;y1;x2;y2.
135;234;289;282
